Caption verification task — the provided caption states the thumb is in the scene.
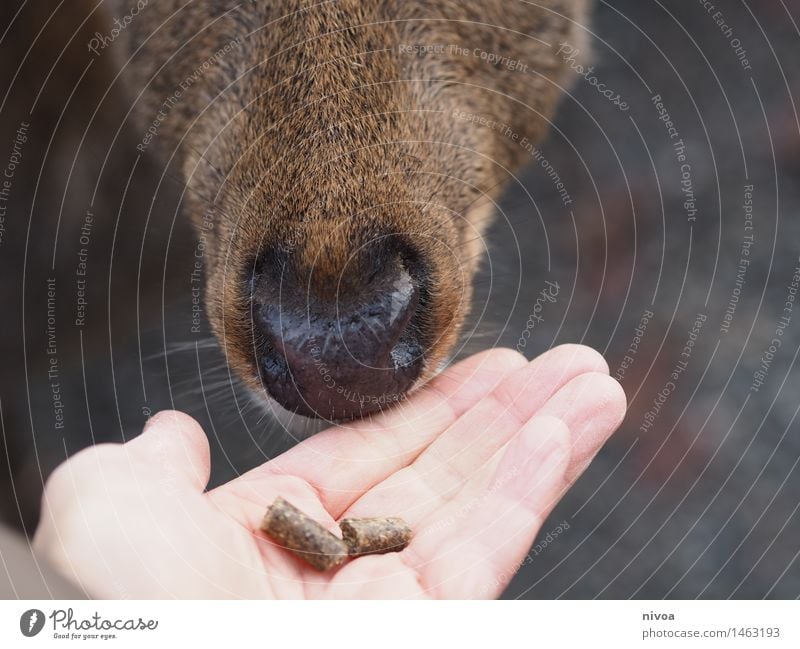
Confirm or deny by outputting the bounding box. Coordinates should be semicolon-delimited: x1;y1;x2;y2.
126;410;211;492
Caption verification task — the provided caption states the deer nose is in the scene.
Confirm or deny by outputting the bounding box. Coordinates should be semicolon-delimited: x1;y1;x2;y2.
253;256;425;421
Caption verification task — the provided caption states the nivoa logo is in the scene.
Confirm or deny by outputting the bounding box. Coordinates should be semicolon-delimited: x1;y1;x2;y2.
19;609;45;637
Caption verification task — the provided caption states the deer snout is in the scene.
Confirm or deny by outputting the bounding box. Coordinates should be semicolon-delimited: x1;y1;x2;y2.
252;249;426;420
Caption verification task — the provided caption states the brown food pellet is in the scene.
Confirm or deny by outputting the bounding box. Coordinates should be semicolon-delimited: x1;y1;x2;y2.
339;517;413;556
260;497;349;571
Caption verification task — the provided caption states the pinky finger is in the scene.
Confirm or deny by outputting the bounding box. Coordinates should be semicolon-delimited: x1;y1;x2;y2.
409;415;571;599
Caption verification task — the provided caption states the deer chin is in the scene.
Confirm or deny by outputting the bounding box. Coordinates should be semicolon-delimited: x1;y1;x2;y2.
243;352;456;436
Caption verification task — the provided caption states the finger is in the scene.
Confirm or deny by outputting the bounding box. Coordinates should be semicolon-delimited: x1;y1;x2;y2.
384;352;611;501
125;410;211;492
410;416;571;599
340;366;619;527
211;349;524;551
232;348;526;509
234;344;606;517
535;372;627;482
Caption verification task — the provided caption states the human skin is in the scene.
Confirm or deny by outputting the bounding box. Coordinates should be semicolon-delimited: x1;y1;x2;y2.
33;344;626;599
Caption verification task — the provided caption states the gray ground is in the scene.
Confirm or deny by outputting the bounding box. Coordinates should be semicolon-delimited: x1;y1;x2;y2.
1;0;799;598
497;0;800;598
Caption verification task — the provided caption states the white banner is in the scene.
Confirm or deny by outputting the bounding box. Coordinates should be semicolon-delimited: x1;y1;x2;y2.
0;600;797;648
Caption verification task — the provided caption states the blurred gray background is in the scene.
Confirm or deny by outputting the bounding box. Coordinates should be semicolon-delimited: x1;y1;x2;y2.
1;0;799;598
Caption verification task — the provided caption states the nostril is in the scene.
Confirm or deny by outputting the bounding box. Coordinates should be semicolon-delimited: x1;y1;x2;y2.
337;266;419;369
251;248;427;420
391;337;421;369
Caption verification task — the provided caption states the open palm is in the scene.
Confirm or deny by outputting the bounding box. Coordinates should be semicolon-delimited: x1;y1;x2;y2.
34;345;625;598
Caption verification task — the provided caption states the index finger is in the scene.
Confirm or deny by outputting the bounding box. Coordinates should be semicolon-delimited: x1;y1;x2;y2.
232;345;607;518
230;347;526;513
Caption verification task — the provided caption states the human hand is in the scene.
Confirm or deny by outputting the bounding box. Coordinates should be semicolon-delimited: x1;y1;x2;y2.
33;344;626;598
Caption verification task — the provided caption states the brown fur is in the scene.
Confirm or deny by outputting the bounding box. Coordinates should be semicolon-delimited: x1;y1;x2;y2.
112;0;589;402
